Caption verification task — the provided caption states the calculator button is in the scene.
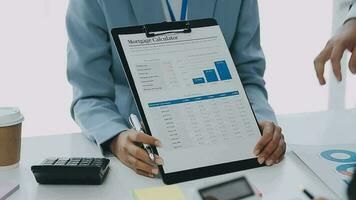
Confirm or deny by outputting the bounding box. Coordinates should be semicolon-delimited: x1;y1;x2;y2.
92;160;102;164
54;162;66;166
92;163;102;167
79;160;93;166
42;162;55;166
55;160;67;164
54;159;69;166
67;161;80;165
57;158;70;162
44;161;56;164
42;159;57;165
66;163;79;166
80;163;90;166
92;159;103;163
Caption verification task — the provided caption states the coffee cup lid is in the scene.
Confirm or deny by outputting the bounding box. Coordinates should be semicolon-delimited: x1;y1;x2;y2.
0;107;24;127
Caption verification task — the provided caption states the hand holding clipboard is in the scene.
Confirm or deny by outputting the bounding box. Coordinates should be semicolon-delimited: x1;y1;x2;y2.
109;123;164;178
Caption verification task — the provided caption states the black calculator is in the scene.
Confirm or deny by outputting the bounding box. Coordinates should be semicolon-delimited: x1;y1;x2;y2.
31;157;110;185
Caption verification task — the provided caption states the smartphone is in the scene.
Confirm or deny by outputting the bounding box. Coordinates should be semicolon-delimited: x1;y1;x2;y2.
198;176;261;200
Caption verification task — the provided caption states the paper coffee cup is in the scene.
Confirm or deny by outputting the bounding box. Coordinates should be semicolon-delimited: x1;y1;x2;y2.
0;107;24;169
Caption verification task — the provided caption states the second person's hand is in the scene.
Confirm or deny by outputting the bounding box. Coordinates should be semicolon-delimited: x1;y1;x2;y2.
314;19;356;84
110;129;164;178
253;121;286;166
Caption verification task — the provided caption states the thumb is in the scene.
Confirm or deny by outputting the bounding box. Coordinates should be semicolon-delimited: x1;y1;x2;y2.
349;47;356;74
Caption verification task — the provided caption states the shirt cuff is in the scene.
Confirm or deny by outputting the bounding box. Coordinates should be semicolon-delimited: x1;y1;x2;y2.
345;3;356;23
99;129;128;157
244;85;278;124
79;118;130;156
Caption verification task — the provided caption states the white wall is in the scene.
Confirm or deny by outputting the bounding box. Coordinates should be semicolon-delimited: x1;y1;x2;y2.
259;0;333;114
0;0;77;137
0;0;352;137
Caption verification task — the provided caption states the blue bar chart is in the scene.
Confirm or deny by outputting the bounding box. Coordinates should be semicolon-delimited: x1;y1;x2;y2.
192;60;232;85
215;60;232;80
192;77;205;84
203;69;219;82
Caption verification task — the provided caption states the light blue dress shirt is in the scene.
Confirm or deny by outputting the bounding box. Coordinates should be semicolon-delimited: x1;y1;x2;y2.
66;0;277;152
346;0;356;21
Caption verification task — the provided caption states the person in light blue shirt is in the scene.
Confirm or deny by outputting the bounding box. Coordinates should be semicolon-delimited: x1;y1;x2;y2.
66;0;286;178
314;1;356;200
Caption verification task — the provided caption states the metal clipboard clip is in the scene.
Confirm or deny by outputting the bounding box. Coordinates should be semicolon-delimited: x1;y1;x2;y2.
143;21;191;38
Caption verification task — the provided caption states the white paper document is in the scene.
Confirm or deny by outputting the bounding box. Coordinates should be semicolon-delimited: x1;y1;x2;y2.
119;26;261;173
292;144;356;200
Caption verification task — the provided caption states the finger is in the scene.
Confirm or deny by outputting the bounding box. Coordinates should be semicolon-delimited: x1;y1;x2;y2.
119;156;133;169
154;154;164;165
314;42;333;85
136;169;155;178
275;155;285;164
314;198;328;200
140;121;147;132
128;132;161;147
349;47;356;74
127;142;155;165
257;126;282;165
124;156;154;178
254;122;275;156
127;154;159;175
330;43;346;81
265;138;286;166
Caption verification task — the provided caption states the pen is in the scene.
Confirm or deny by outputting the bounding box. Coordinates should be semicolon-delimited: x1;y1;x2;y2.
129;114;155;162
298;185;315;200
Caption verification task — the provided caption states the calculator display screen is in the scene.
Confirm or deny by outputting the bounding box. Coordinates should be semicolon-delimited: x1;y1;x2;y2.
199;177;254;200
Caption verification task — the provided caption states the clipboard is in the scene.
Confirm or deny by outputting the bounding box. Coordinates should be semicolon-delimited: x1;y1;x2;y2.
111;18;264;184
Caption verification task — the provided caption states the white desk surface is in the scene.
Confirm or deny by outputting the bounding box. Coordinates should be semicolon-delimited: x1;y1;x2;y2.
1;109;356;200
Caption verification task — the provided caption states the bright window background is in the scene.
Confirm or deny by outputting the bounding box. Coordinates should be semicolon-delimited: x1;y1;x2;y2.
259;0;332;114
0;0;77;137
0;0;353;137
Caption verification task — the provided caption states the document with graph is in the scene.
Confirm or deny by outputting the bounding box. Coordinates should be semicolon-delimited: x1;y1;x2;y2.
292;144;356;200
111;19;262;184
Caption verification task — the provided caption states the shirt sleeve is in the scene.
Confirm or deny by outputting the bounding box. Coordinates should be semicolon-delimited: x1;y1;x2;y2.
66;0;129;155
345;1;356;23
229;0;277;124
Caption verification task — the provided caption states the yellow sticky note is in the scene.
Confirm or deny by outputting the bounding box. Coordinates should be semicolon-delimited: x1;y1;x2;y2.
133;185;186;200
